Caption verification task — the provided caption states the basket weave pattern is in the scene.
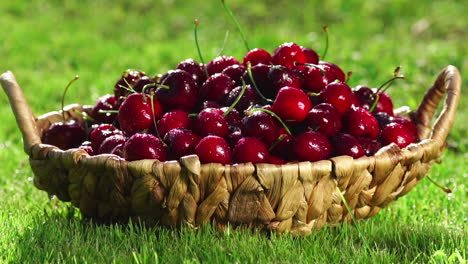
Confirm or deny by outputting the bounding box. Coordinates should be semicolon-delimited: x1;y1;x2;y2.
1;66;461;235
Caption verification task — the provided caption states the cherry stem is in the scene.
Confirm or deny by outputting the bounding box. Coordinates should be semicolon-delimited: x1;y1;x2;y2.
194;19;209;78
223;78;247;118
268;134;286;152
98;109;119;114
149;93;166;147
346;71;353;83
376;75;405;94
249;108;292;135
61;75;80;122
369;93;380;113
118;84;137;94
427;176;452;193
216;30;230;57
308;92;320;97
294;62;326;75
74;109;95;122
246;62;273;103
321;26;329;61
188;113;198;117
221;0;250;51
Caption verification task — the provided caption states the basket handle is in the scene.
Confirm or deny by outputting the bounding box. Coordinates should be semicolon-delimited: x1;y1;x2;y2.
1;71;41;155
413;65;461;143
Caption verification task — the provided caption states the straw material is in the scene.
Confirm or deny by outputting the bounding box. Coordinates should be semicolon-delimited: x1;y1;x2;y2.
0;66;461;235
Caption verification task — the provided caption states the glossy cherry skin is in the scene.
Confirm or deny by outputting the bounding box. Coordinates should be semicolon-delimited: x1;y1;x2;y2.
193;108;229;138
268;65;304;93
134;75;156;93
42;121;86;150
110;143;124;158
241;110;279;144
272;42;307;70
380;123;415;148
319;61;346;83
353;86;394;115
301;46;319;64
221;64;246;86
220;107;242;130
330;133;365;158
164;128;201;159
343;107;380;140
98;134;126;154
114;69;146;98
157;110;192;138
319;82;353;115
123;133;167;161
243;48;272;67
232;137;269;164
155;69;199;111
373;91;394;116
176;58;206;87
226;129;243;149
195;135;231;165
223;84;257;112
206;56;240;76
305;103;341;136
272;87;312;124
242;63;273;100
200;73;235;103
267;155;287;165
89;124;122;152
79;141;94;155
392;116;419;141
200;100;222;110
267;128;294;158
118;93;163;136
357;137;382;156
89;94;118;124
293;130;331;162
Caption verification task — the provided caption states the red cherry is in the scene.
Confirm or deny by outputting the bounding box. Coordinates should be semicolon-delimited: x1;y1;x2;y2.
243;48;272;66
155;69;199;111
330;133;365;158
343;107;380;140
176;58;207;87
242;63;273;100
164;128;201;159
272;87;312;124
79;141;94;155
268;65;304;93
200;73;235;103
195;135;232;165
319;82;353;115
381;123;415;148
232;137;269;164
223;84;257;112
305;103;341;136
272;42;307;70
42;121;86;150
392;116;419;141
89;94;118;124
293;131;331;162
123;133;167;161
301;46;319;64
193;108;229;138
206;56;240;76
357;137;382;156
267;155;287;165
89;124;122;152
319;61;346;83
118;93;163;136
114;69;146;97
241;110;279;144
221;64;246;86
98;134;126;154
157;110;192;138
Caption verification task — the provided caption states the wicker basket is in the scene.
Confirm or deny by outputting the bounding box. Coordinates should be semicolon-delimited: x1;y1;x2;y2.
0;66;461;236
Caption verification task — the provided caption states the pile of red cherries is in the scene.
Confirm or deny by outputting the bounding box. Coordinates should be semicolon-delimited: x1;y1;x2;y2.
42;42;418;165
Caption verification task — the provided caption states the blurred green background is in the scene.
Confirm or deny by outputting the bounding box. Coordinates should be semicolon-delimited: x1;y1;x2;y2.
0;1;466;263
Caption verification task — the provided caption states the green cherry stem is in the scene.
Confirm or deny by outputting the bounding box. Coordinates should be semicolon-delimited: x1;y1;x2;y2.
223;78;247;118
246;62;273;103
217;30;230;57
98;109;119;114
61;75;80;122
321;26;329;61
149;93;166;147
427;176;452;193
268;134;286;152
221;0;250;51
194;19;209;78
249;108;292;135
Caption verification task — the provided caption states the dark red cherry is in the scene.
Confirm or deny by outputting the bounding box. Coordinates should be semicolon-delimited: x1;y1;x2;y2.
373;112;394;128
42;120;86;150
200;73;235;103
268;65;304;93
302;66;329;93
319;82;353;115
241;110;279;144
223;84;257;112
330;133;365;158
164;128;201;159
193;108;229;138
301;46;319;64
232;137;269;164
176;58;206;87
267;155;287;165
343;107;380;140
373;91;394;116
226;130;243;149
157;110;192;138
110;143;124;158
242;63;273;99
272;87;312;124
243;48;272;67
118;93;163;136
78;141;94;155
200;100;222;110
89;94;118;124
267;128;294;158
221;64;246;86
357;137;382;156
134;76;156;93
272;42;307;70
89;124;123;152
98;134;126;154
380;123;415;148
319;61;345;83
305;103;341;136
206;56;240;76
195;135;231;165
353;86;394;116
392;116;419;141
155;69;199;111
114;69;146;97
123;133;167;161
220;107;242;130
293;130;331;162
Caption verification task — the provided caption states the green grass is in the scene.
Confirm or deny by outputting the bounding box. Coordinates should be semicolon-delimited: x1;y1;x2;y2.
0;0;467;263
